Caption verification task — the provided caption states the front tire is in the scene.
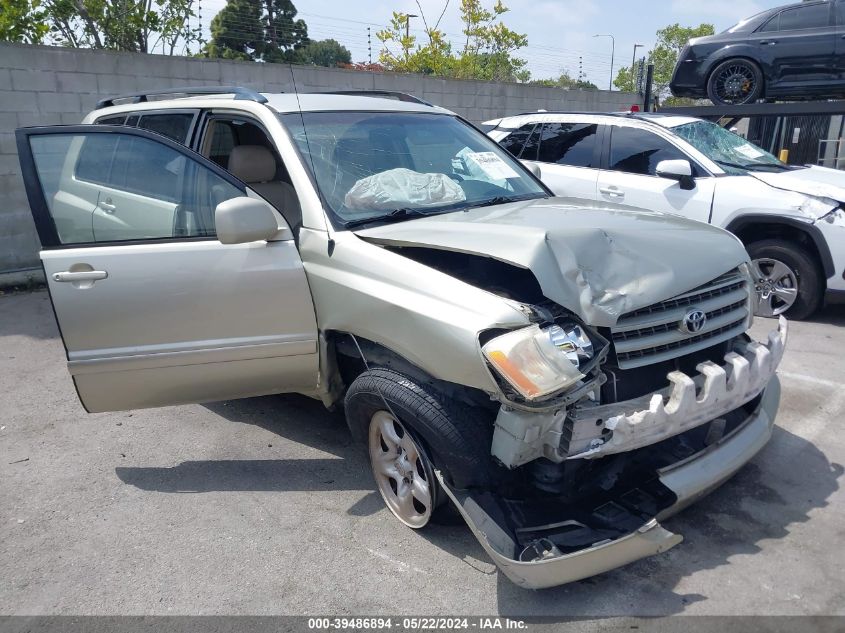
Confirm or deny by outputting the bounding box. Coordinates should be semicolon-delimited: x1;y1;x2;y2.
747;239;822;319
344;368;498;528
707;59;763;105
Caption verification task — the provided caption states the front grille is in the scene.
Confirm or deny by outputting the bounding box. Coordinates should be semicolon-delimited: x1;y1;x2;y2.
610;268;750;369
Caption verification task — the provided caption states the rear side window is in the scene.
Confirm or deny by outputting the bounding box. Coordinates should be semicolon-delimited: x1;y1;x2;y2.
763;3;831;31
137;113;194;143
95;112;195;144
537;123;599;168
499;124;536;158
608;127;690;176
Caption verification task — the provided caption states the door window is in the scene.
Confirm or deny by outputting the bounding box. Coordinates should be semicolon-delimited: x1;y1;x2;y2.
764;3;831;31
537;123;599;168
499;124;536;159
608;127;692;176
26;130;243;245
96;112;195;144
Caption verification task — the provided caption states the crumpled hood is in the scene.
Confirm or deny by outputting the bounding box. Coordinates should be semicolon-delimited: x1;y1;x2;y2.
356;198;749;327
750;166;845;211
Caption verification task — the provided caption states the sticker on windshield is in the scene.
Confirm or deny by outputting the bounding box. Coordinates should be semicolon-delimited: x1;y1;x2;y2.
736;143;765;159
465;152;519;179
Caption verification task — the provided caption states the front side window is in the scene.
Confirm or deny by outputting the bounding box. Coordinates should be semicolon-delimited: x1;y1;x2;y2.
282;112;547;228
30;131;242;244
608;127;689;176
537;123;598;168
499;123;536;158
671;120;786;173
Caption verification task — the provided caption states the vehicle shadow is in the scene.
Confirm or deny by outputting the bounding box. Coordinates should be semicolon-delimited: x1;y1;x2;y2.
804;303;845;326
0;289;61;340
114;394;841;616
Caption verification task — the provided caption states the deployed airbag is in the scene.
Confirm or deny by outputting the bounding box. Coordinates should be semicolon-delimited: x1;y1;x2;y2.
344;168;466;212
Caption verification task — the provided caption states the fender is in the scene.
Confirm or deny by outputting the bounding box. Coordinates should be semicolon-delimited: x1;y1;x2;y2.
726;213;835;279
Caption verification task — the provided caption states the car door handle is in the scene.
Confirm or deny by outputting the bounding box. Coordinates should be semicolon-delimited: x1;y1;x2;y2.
52;270;108;283
759;40;777;46
600;186;624;197
98;200;116;213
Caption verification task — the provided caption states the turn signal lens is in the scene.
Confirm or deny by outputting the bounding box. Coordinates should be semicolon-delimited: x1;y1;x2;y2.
482;325;585;400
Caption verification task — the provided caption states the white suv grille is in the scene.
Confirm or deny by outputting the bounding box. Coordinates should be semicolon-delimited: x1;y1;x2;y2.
610;268;751;369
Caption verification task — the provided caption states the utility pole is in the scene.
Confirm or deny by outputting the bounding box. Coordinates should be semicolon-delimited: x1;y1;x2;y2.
405;13;418;60
593;34;615;91
631;43;643;72
578;56;583;81
368;26;372;64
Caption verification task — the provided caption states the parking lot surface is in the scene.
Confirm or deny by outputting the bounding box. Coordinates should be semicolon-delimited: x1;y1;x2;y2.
1;290;843;616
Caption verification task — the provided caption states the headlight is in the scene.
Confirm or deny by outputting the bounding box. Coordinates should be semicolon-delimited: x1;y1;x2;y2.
482;324;586;400
546;323;593;368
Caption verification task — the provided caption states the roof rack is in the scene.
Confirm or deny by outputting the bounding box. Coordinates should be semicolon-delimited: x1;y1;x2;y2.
95;86;269;109
321;90;434;106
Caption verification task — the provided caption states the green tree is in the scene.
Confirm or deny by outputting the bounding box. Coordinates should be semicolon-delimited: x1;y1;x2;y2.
531;71;597;91
294;38;351;67
0;0;50;43
262;0;308;62
613;23;714;104
38;0;198;53
205;0;308;62
377;0;529;82
205;0;263;60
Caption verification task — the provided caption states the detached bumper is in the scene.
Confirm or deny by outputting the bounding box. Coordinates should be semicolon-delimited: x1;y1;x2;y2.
439;378;780;589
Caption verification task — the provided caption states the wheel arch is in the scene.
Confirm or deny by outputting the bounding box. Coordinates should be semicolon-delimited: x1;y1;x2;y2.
726;214;833;280
327;330;496;412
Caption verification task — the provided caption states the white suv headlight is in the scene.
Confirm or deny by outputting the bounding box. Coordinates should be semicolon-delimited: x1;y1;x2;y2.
482;324;586;400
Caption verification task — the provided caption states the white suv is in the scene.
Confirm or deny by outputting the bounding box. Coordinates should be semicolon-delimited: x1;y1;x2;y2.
486;111;845;320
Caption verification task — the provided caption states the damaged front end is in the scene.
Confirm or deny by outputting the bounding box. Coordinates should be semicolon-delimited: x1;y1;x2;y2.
450;273;786;588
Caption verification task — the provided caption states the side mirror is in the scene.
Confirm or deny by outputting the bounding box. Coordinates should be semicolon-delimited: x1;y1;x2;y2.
215;197;279;244
656;159;695;190
524;162;542;179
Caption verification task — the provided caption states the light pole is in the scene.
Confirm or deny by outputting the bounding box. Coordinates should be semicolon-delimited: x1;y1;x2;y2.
404;13;418;61
593;34;615;91
632;43;644;72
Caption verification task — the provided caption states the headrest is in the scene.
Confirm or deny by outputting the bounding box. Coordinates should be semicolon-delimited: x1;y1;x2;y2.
228;145;276;183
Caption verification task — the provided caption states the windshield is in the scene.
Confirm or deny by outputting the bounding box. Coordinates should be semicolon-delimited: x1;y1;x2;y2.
280;111;547;228
672;120;787;173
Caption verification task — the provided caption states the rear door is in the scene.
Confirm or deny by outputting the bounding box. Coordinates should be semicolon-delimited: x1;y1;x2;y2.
759;2;837;88
598;125;715;223
522;122;601;201
17;125;318;413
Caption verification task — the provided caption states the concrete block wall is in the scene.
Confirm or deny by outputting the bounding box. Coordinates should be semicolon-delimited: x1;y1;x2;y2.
0;43;641;278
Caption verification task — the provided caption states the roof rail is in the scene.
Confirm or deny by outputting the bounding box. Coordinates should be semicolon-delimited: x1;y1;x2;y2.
95;86;269;109
321;90;434;107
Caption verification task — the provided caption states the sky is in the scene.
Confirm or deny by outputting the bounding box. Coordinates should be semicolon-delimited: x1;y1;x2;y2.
197;0;790;88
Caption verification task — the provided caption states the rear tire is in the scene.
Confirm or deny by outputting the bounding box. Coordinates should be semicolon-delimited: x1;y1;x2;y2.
747;239;822;320
707;59;763;105
344;368;499;527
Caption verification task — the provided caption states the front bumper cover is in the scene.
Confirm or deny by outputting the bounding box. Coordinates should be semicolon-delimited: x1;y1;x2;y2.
439;377;781;589
492;317;787;468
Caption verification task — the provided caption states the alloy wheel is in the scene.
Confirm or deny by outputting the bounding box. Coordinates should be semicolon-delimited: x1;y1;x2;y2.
368;410;434;528
752;257;799;317
714;63;757;104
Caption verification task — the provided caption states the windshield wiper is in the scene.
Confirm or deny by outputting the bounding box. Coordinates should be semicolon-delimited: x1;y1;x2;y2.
714;159;752;171
343;207;433;229
460;193;546;211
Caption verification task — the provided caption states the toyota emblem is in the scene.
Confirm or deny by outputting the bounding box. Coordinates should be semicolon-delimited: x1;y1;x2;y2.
681;309;707;334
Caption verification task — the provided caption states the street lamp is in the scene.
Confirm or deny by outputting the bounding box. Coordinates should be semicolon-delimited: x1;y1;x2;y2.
632;43;644;71
404;13;418;61
593;34;615;91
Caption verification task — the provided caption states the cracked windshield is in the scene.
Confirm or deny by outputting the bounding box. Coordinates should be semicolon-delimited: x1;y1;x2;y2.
281;111;547;228
672;119;788;173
